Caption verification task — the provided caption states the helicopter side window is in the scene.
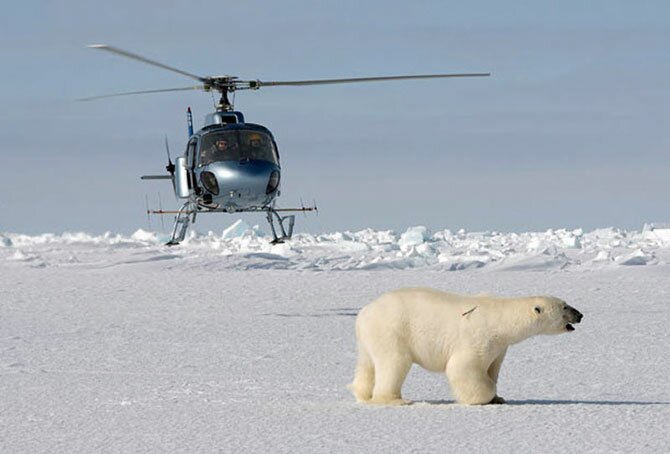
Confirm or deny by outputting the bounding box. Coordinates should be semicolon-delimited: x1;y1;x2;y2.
186;140;197;169
185;139;198;190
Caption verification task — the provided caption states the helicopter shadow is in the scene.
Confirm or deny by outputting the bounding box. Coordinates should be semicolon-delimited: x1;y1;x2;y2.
96;253;182;268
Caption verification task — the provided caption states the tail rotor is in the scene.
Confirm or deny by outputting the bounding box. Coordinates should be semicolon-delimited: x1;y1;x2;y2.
164;135;175;176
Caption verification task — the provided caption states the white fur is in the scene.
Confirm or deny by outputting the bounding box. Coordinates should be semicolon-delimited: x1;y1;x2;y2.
349;288;573;405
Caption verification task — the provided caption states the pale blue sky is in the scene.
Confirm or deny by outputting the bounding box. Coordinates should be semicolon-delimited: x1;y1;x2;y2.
1;0;668;234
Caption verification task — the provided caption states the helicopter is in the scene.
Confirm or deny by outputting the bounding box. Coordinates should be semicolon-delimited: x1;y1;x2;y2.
82;44;490;245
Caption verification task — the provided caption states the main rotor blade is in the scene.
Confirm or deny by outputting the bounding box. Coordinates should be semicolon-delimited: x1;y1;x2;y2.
254;73;491;88
77;86;206;101
88;44;206;82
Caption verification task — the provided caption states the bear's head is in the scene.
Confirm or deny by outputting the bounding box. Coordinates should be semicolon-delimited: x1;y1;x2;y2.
531;297;583;335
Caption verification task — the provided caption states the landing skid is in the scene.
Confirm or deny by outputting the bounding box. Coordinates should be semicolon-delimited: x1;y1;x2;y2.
166;202;195;246
157;203;314;246
266;209;295;244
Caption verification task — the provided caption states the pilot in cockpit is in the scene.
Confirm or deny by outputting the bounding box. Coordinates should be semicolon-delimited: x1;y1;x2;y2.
202;136;239;164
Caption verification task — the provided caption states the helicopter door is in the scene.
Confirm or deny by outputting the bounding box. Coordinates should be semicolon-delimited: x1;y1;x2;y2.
185;139;198;192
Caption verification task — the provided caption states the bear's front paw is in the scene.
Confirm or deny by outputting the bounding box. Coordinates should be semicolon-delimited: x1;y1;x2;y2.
488;395;506;404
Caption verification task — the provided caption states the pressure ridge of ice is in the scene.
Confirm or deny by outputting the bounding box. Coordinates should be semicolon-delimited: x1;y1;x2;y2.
1;223;669;271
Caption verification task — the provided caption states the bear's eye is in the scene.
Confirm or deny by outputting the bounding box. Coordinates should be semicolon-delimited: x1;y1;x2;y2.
534;306;542;314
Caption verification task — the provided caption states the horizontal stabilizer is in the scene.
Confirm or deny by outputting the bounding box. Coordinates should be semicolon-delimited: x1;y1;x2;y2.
141;175;172;180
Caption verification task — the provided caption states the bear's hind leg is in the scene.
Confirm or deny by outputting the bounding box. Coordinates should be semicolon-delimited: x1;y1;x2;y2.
348;342;375;402
446;353;497;405
369;354;412;405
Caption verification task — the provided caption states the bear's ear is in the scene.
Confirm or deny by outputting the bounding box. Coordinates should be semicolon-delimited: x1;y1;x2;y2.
534;306;542;314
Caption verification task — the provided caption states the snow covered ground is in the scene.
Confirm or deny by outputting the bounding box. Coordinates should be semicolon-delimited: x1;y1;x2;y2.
1;224;669;452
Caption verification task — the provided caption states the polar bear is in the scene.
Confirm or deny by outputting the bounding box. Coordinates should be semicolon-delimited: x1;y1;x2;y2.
348;288;583;405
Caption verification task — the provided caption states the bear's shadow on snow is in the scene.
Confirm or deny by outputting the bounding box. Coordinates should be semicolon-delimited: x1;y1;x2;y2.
263;308;359;318
508;399;670;406
417;399;670;406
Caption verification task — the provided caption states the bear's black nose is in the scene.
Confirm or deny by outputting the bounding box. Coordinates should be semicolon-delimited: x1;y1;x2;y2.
568;307;583;323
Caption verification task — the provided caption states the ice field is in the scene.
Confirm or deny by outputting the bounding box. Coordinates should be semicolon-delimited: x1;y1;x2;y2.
1;224;669;452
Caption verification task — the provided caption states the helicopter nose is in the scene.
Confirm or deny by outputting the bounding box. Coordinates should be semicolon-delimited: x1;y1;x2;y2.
206;160;279;204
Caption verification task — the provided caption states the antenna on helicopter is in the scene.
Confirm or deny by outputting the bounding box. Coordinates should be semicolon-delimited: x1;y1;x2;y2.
144;194;152;230
186;107;194;136
158;193;166;232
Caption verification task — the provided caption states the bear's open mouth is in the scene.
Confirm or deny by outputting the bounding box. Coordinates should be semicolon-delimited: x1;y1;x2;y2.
566;324;575;331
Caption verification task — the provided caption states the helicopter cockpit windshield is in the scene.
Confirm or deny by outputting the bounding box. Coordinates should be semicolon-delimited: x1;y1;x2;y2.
200;130;277;166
